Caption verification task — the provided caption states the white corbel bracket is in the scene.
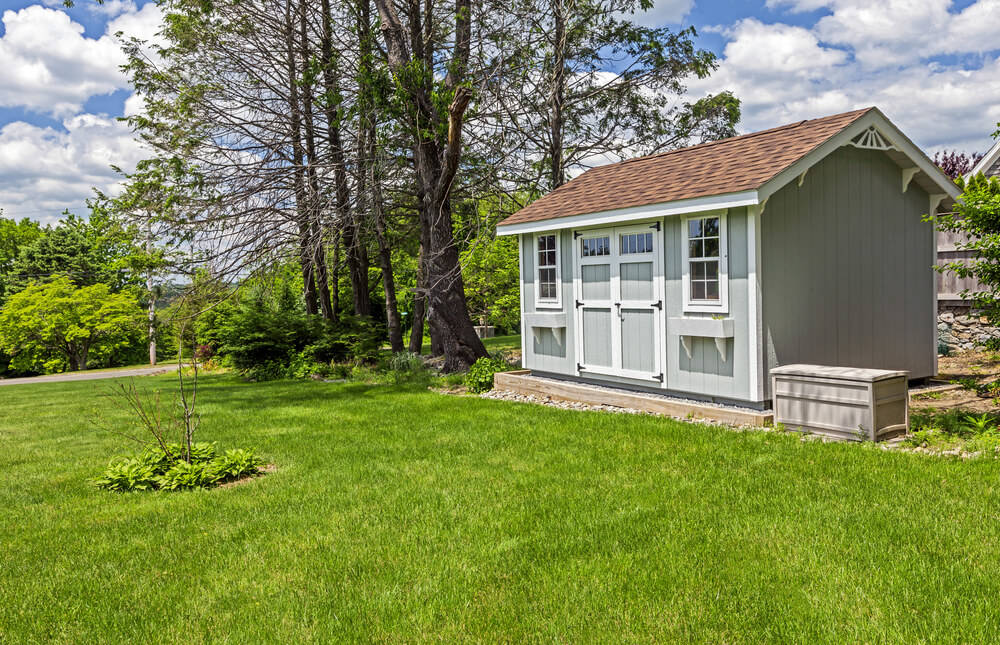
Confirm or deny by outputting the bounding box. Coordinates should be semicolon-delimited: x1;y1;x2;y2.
679;335;728;362
902;167;919;193
929;193;947;215
531;326;564;345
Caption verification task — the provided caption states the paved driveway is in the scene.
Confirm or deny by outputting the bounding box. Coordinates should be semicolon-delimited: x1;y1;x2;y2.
0;366;175;386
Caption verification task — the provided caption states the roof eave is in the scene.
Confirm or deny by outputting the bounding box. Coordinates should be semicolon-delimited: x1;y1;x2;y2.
495;189;760;236
968;137;1000;179
759;107;962;205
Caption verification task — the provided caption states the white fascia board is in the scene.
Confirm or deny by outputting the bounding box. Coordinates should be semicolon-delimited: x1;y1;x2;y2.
496;190;759;236
969;138;1000;178
759;108;962;204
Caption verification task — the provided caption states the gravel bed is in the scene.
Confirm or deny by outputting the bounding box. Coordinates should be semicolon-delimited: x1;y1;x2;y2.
480;388;760;430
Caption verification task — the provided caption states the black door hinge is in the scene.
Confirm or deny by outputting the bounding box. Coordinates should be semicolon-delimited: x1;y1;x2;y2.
654;373;664;382
651;300;663;310
575;299;583;308
574;230;582;239
649;221;661;231
577;363;585;372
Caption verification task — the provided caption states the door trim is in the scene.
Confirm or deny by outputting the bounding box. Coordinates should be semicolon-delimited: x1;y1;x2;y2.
572;221;665;384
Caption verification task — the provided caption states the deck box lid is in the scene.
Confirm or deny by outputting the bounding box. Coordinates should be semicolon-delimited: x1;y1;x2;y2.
770;364;909;382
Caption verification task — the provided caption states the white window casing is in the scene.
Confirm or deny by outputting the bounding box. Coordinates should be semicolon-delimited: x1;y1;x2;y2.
681;209;729;313
534;232;562;309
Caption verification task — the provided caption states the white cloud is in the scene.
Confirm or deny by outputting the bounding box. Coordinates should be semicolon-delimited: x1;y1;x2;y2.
0;114;147;223
688;13;1000;156
630;0;694;26
87;0;138;18
765;0;1000;67
0;3;163;118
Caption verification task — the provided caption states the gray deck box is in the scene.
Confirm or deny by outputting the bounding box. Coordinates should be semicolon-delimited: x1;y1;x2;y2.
771;365;909;441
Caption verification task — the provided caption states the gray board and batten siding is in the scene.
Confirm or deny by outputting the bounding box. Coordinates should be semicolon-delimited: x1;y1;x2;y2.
519;145;937;407
519;208;755;405
759;145;935;399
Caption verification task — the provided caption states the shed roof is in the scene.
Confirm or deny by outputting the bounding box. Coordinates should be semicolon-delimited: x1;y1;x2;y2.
499;107;874;228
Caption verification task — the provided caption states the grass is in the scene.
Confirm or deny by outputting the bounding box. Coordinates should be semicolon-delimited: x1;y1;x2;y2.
4;374;1000;642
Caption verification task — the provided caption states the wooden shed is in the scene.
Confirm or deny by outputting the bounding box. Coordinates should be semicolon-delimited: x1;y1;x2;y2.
497;107;962;408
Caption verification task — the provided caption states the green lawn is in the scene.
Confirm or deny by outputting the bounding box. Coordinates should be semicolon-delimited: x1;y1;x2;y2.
3;374;1000;642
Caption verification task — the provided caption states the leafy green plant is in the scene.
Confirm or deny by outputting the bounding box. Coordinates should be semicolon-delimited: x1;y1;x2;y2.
94;444;264;492
211;449;265;482
963;413;996;435
464;356;509;393
91;458;160;492
157;460;220;490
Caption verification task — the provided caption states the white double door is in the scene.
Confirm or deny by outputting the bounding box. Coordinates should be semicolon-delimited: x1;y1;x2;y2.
573;223;665;383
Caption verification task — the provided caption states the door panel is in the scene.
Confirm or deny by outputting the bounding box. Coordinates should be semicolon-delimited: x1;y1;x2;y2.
620;309;656;372
620;262;654;301
574;223;664;382
582;308;614;367
581;264;611;300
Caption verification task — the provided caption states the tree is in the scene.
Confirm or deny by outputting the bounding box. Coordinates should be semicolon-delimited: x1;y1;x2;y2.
934;150;985;180
6;213;140;296
0;276;143;372
935;173;1000;328
0;215;43;305
489;0;740;191
374;0;490;371
461;234;520;332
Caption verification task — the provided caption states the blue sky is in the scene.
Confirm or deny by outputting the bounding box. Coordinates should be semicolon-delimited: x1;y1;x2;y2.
0;0;998;222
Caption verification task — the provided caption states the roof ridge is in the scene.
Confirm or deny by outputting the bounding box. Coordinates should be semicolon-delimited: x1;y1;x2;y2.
617;107;874;166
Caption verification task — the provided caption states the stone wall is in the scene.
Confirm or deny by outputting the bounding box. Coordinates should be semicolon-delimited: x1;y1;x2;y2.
938;306;1000;353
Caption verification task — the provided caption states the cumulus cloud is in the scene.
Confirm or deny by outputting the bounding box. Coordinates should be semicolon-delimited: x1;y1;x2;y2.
0;3;165;221
629;0;695;27
689;8;1000;156
0;4;163;118
765;0;1000;67
0;114;148;222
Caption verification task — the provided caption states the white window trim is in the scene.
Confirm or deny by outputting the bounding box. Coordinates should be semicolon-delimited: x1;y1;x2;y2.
533;231;562;310
681;209;729;314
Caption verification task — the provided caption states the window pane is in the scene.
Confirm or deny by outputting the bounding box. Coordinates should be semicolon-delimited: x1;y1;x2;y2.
629;235;637;254
691;261;705;280
642;233;652;252
688;219;702;239
599;237;609;255
706;280;719;300
704;238;719;258
703;217;720;236
691;281;706;300
704;260;718;280
689;239;703;258
538;250;546;265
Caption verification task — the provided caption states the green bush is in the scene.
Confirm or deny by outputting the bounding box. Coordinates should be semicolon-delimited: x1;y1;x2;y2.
94;444;264;492
92;458;160;492
158;460;220;490
464;356;509;393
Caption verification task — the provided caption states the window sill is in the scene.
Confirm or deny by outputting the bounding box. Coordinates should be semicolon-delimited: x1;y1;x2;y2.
682;303;729;315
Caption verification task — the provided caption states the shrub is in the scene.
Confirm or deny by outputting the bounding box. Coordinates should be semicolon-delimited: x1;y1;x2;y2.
92;458;160;492
94;444;264;492
212;449;265;482
465;356;509;393
158;460;220;490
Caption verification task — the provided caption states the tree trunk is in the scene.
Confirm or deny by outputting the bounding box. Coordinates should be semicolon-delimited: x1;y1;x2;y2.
548;0;568;189
329;231;341;322
148;273;157;366
409;242;427;354
373;0;486;371
284;0;318;315
146;224;156;366
356;0;403;351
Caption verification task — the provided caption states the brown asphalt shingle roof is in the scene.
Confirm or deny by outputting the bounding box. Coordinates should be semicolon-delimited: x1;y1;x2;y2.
499;107;874;227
